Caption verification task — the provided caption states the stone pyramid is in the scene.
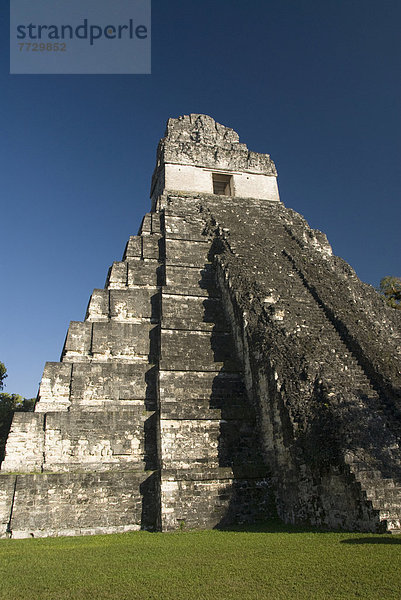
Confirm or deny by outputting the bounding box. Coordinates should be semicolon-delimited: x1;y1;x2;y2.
1;114;400;538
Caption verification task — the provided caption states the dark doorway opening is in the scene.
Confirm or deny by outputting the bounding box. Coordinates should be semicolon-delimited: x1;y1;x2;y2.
212;173;232;196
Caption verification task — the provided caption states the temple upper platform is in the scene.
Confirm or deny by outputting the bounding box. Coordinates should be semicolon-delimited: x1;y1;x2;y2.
151;114;280;208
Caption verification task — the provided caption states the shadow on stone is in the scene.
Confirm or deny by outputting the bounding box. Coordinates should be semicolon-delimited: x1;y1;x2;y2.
197;260;275;529
140;471;159;531
144;365;157;411
150;292;161;322
144;413;158;471
148;324;160;363
215;518;339;534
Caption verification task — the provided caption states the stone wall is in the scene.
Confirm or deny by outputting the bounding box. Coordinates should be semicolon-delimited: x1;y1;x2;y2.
5;471;158;539
163;163;280;201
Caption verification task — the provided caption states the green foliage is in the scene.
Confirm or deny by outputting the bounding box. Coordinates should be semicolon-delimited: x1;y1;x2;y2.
0;362;6;390
380;276;401;309
0;526;400;599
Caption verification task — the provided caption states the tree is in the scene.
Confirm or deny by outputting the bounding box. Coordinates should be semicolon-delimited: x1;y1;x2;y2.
380;276;401;310
0;361;6;390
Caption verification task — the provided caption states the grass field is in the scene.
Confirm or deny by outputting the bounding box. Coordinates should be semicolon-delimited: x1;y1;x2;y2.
0;521;399;600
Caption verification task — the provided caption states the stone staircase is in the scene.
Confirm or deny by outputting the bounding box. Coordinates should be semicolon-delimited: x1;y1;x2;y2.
196;195;401;533
286;264;401;533
158;202;271;530
347;467;401;533
278;246;401;534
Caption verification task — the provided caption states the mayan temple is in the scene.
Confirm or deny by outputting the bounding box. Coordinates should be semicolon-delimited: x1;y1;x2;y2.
1;114;401;538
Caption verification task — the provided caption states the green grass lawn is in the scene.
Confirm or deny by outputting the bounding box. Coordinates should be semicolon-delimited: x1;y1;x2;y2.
0;521;399;600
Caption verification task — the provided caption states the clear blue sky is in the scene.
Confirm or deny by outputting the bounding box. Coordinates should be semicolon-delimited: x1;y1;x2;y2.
1;0;400;398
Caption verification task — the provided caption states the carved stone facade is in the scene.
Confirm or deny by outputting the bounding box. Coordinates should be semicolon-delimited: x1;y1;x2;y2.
1;114;400;537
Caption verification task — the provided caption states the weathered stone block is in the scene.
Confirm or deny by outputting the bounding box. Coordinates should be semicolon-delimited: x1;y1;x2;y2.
63;322;92;358
36;362;72;411
1;413;45;472
9;471;157;538
159;370;249;419
123;236;142;259
110;288;159;321
107;261;128;288
160;419;222;469
70;362;156;409
161;294;226;331
160;329;239;371
138;213;161;236
164;264;217;296
160;470;274;531
159;370;246;401
86;289;109;321
165;239;211;267
164;214;207;241
43;410;155;471
142;236;161;259
91;322;156;359
0;474;16;537
127;259;160;287
160;418;260;469
139;214;152;235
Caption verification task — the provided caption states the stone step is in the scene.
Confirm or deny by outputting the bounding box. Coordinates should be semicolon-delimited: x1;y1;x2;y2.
379;514;401;526
160;401;252;421
7;470;158;538
290;295;395;424
62;321;158;362
164;264;218;297
161;465;269;481
106;261;128;288
165;238;211;268
163;214;209;242
161;293;227;332
139;212;162;236
356;476;397;489
138;213;152;236
129;259;163;288
160;329;240;371
374;502;401;512
86;288;160;322
162;467;234;481
159;370;245;402
350;466;386;480
160;416;262;471
123;234;162;260
367;488;401;501
3;410;158;474
106;258;162;289
37;361;157;412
